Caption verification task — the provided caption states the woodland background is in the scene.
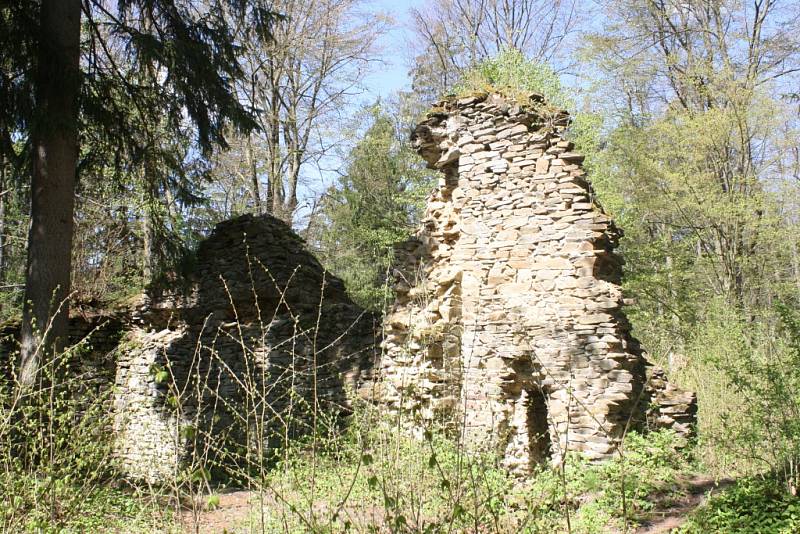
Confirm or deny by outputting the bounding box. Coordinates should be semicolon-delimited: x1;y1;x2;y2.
2;0;800;532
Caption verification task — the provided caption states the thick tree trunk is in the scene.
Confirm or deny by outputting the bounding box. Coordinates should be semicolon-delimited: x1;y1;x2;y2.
19;0;81;387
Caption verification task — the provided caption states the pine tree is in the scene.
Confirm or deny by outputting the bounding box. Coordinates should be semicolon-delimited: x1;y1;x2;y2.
0;0;280;386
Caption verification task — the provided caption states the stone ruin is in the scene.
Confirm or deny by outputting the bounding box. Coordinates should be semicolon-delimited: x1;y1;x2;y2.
111;214;380;482
0;214;379;484
0;310;125;395
0;93;695;483
380;92;696;471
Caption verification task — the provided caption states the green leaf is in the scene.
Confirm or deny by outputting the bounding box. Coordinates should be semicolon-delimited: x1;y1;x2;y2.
191;467;211;483
154;370;169;384
428;454;437;469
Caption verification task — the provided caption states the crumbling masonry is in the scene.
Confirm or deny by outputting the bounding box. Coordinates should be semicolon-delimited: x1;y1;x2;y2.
0;215;380;484
0;95;695;483
112;214;379;483
380;93;696;472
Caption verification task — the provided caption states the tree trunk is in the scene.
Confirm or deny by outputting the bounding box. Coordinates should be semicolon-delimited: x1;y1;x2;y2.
0;156;7;291
245;134;262;214
142;198;154;284
19;0;81;387
267;82;282;216
141;167;163;288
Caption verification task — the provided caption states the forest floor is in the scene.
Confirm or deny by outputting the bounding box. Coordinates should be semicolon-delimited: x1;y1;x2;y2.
633;475;734;534
176;475;733;534
178;490;257;533
177;490;388;533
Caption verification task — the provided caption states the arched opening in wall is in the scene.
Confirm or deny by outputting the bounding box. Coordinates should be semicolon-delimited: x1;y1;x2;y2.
526;387;552;466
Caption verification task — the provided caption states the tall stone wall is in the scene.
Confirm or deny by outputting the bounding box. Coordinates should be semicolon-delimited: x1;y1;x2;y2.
113;214;380;483
381;93;695;472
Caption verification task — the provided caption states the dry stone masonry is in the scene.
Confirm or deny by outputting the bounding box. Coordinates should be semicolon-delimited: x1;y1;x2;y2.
0;311;124;394
380;92;696;472
113;214;379;483
0;94;695;484
0;215;379;484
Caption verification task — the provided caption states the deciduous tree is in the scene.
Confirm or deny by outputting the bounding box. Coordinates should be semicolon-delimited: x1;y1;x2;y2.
409;0;581;101
221;0;385;223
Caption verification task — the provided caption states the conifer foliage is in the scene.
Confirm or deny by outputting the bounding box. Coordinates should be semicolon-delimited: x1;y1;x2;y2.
0;0;281;384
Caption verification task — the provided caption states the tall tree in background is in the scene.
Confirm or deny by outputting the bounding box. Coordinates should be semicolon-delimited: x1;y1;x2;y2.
314;102;434;309
216;0;384;223
586;0;800;327
582;0;800;480
0;0;279;386
409;0;581;101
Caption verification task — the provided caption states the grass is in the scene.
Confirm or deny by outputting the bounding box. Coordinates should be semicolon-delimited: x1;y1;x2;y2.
2;347;795;534
3;484;178;534
0;315;703;533
203;405;697;534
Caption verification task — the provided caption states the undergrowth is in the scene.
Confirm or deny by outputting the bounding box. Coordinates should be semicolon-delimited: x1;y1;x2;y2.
4;278;799;533
2;337;795;534
679;477;800;534
0;339;178;533
233;405;694;534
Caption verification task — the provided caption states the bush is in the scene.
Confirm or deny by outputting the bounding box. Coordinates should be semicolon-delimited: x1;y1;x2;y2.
0;340;174;532
681;301;800;491
679;477;800;534
455;47;567;109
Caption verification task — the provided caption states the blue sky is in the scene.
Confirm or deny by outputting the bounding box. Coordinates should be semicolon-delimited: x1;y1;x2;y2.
295;0;427;223
360;0;420;99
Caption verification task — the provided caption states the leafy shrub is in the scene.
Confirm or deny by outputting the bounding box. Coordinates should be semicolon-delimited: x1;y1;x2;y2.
512;430;691;533
680;301;800;491
679;477;800;534
455;47;566;109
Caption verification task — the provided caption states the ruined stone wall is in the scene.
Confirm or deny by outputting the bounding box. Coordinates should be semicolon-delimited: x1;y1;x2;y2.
113;214;380;483
0;214;380;484
381;93;695;472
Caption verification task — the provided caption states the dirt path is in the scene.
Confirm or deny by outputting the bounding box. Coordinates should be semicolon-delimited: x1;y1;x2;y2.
177;491;386;533
634;475;734;534
178;475;733;533
178;490;265;534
